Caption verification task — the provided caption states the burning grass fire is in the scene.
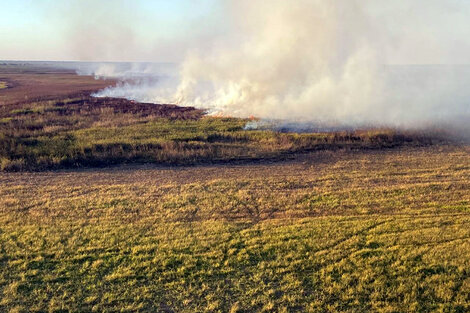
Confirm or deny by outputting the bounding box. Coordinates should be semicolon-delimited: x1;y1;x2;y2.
0;66;447;171
1;1;470;312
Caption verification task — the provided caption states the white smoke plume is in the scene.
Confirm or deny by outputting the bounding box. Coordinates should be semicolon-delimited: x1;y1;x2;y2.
90;0;470;130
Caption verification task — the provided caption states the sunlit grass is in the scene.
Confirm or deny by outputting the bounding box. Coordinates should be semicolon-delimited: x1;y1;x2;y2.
0;146;469;312
0;95;439;171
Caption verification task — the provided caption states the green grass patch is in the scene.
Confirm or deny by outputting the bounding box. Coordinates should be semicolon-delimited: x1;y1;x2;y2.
0;117;12;124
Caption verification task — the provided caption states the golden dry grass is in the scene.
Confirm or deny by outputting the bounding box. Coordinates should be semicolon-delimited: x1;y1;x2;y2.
0;145;469;312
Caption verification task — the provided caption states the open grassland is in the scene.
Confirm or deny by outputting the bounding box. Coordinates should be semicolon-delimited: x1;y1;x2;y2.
0;146;469;312
0;93;441;171
1;64;469;312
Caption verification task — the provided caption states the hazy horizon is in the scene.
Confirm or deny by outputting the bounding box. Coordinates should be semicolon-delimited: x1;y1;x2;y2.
1;1;469;130
2;0;470;65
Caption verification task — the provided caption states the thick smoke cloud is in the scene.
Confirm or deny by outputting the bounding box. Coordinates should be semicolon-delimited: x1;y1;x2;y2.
91;0;470;131
172;0;382;125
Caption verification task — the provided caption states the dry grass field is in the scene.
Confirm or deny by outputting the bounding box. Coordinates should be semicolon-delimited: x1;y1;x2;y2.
0;65;443;172
0;146;469;312
0;64;469;312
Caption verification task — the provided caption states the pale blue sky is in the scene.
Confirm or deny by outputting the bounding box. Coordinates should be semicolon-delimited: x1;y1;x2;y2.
0;0;225;61
1;0;470;64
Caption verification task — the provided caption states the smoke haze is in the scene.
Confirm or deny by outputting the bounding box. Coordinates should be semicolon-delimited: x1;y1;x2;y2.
85;1;469;130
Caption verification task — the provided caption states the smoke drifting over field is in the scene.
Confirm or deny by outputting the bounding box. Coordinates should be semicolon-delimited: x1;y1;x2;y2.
87;1;469;130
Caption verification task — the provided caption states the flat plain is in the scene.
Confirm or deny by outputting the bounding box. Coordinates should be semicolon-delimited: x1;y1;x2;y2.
0;63;115;106
0;64;469;312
